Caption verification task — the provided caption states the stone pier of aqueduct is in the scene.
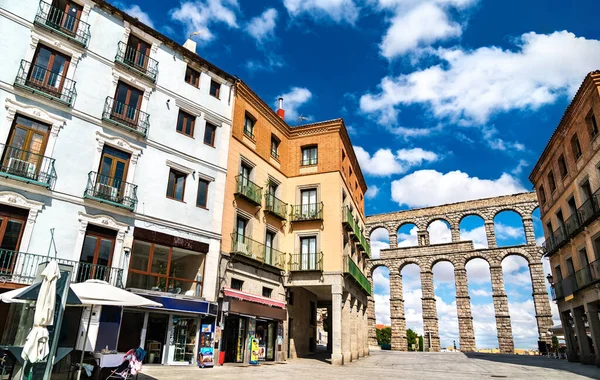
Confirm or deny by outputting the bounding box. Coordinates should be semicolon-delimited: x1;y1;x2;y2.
365;192;554;353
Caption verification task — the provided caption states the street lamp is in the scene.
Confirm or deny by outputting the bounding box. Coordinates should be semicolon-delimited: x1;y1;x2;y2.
546;273;553;285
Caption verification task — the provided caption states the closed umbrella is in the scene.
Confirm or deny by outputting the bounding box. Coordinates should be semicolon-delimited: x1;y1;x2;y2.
21;260;60;363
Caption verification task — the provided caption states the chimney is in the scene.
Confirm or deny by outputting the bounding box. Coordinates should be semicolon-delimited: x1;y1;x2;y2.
183;38;197;53
276;97;285;119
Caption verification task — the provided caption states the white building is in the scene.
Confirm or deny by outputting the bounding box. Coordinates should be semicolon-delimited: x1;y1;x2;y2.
0;0;234;366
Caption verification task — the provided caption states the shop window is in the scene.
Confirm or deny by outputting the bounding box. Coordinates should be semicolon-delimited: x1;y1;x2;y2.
262;287;272;298
184;65;200;88
209;79;220;99
203;122;216;147
231;278;243;290
166;168;186;201
301;146;318;166
127;240;205;296
176;110;195;137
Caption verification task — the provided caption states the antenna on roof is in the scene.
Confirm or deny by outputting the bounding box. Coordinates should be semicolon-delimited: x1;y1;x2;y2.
297;115;309;126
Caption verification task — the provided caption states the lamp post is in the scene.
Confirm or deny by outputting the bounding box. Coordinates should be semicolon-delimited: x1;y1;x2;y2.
546;273;553;286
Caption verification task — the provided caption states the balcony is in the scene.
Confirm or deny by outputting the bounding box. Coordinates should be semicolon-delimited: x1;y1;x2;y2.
552;258;600;301
264;193;287;220
33;1;91;47
344;255;371;295
230;233;285;270
234;176;262;206
102;97;150;136
0;144;56;188
543;189;600;257
342;206;371;258
115;42;159;82
290;202;323;222
289;251;323;272
14;60;77;106
84;171;138;211
0;250;123;287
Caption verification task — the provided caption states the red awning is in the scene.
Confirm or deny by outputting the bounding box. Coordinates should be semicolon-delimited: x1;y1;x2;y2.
223;287;286;309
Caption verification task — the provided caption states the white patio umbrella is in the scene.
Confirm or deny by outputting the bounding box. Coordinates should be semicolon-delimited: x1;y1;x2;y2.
20;260;60;364
72;280;161;380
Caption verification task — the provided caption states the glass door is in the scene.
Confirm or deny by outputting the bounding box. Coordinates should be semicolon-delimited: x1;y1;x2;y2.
0;206;27;275
113;82;143;126
265;231;274;266
301;189;317;218
127;35;151;71
50;0;82;35
3;116;50;179
98;146;130;202
300;236;316;270
171;316;197;363
29;45;70;96
77;226;116;282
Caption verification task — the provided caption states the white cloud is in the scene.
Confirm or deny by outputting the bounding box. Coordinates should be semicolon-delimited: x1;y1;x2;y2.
391;169;526;208
495;224;525;241
276;87;312;123
460;225;488;249
428;220;451;244
369;228;390;259
471;288;492;297
360;31;600;125
483;126;526;153
511;159;529;175
354;147;438;177
365;185;380;199
246;8;278;44
170;0;239;43
283;0;359;24
122;4;154;28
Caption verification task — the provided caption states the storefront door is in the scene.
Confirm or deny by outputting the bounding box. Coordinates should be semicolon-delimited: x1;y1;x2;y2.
255;320;276;361
145;313;168;364
168;316;198;364
223;316;246;363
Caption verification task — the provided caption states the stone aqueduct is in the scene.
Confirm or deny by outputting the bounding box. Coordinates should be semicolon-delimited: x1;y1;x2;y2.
365;192;554;353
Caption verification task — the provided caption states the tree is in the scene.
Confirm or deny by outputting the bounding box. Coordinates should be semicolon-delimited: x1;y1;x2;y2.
376;327;391;346
418;335;424;352
406;328;418;351
552;336;559;353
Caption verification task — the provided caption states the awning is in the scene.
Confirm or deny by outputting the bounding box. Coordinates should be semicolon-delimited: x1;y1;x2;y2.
223;287;286;309
134;292;218;316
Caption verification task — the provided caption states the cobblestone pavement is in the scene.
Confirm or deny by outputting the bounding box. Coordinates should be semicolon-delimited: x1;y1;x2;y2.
137;351;600;379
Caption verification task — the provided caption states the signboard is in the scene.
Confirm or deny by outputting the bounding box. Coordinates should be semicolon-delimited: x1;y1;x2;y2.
249;337;259;365
199;324;214;367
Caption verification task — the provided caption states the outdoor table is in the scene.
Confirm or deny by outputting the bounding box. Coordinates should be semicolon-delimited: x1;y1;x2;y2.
93;352;125;379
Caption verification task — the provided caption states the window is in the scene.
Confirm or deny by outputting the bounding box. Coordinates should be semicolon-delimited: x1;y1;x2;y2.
538;185;546;205
97;146;130;201
125;35;151;71
77;225;116;283
593;234;600;261
558;154;568;178
203;122;216;147
265;230;275;266
243;113;255;139
29;45;71;97
567;197;577;216
554;265;563;282
127;239;205;296
176;110;195;137
545;221;553;236
547;170;556;193
184;66;200;88
301;146;318;166
262;287;272;298
587;111;599;139
342;149;346;161
565;257;575;276
231;278;243;290
236;216;248;238
49;0;83;35
300;236;317;270
196;179;209;208
581;179;593;201
3;115;51;181
270;135;280;159
167;169;186;201
209;79;220;98
111;81;143;128
288;290;294;305
0;205;28;254
571;134;582;160
300;189;318;218
240;163;252;184
556;210;565;230
579;247;590;269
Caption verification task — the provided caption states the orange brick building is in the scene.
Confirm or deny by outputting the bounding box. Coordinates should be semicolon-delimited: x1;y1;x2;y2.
218;80;371;365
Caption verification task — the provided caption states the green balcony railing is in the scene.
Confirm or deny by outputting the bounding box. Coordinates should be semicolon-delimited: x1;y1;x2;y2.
84;171;138;211
115;41;159;82
342;206;371;258
34;0;91;46
290;202;323;222
0;144;56;188
344;255;371;295
234;175;262;205
102;97;150;136
265;193;287;220
0;250;123;287
230;233;285;270
289;251;323;272
14;60;77;106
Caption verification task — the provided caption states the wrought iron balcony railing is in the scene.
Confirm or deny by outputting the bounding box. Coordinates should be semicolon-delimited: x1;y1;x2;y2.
234;175;262;206
289;251;323;272
290;202;323;222
230;233;285;270
264;193;287;220
115;41;159;82
84;171;138;211
552;258;600;301
0;144;56;188
102;97;150;136
14;60;77;106
344;255;371;295
34;0;91;46
0;250;123;287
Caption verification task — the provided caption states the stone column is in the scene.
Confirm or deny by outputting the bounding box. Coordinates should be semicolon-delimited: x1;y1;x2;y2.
560;310;579;362
363;304;370;356
342;293;352;364
573;307;593;364
389;272;407;351
528;261;554;346
326;306;333;353
351;298;358;361
389;228;398;249
454;267;476;352
522;217;536;245
357;302;364;358
484;221;497;248
421;269;440;351
367;295;378;348
489;265;514;353
417;229;430;246
331;284;343;365
585;302;600;366
450;224;461;243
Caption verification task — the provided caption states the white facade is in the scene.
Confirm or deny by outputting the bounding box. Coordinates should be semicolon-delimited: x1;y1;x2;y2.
0;0;233;302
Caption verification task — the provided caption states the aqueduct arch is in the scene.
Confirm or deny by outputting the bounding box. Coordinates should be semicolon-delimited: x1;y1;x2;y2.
366;192;553;353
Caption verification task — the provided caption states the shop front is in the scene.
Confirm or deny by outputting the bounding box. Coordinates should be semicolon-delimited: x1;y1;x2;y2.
220;287;286;364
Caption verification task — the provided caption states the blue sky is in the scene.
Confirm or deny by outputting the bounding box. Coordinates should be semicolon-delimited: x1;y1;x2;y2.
110;0;600;349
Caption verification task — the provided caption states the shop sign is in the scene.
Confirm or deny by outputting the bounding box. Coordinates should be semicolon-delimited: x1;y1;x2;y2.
249;337;259;365
199;324;214;367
